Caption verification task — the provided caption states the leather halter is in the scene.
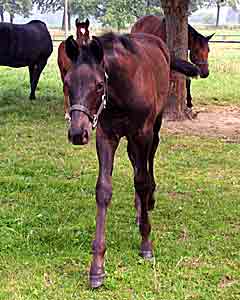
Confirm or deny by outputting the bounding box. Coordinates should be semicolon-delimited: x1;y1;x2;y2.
192;60;208;66
69;71;108;129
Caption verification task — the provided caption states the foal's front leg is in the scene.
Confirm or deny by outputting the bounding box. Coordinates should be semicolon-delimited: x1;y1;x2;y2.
90;128;119;288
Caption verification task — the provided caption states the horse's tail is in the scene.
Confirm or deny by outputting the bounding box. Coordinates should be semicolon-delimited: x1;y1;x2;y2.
170;58;200;77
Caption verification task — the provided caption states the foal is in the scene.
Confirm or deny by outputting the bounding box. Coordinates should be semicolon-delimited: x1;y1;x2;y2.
64;32;199;288
57;18;90;120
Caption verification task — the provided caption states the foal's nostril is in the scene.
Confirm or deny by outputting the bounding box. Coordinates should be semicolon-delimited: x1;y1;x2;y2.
68;127;89;145
68;127;82;145
82;129;89;144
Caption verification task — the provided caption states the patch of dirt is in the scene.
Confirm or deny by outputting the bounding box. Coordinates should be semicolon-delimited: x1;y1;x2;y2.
162;106;240;142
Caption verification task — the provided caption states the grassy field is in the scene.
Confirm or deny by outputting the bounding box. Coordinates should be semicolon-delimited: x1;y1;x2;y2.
0;38;240;299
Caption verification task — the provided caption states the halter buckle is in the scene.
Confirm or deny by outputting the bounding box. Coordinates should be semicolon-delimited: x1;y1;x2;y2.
92;115;98;129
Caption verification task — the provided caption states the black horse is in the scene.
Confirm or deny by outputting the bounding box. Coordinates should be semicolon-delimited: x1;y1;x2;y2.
0;20;53;99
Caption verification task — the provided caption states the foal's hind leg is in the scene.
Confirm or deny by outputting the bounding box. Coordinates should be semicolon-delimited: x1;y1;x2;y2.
128;144;141;225
29;59;47;100
127;134;153;258
133;114;163;224
148;113;163;210
90;128;119;288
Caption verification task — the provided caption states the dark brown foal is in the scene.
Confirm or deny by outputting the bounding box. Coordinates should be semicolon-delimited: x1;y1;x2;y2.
64;32;200;288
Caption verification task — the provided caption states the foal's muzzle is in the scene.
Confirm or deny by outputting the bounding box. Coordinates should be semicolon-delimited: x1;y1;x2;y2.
68;127;89;145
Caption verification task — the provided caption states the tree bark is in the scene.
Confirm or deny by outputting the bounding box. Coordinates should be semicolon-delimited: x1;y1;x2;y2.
68;10;71;31
10;14;14;23
216;4;221;27
162;0;190;120
0;6;4;22
62;7;65;30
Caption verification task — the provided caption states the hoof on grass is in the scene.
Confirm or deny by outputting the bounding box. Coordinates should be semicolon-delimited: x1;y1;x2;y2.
89;273;105;289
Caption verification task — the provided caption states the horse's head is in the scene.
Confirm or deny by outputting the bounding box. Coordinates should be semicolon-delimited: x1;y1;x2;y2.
189;33;214;78
65;35;106;145
75;18;90;46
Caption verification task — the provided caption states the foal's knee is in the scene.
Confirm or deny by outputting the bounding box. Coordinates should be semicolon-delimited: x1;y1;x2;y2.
134;177;151;198
96;180;112;207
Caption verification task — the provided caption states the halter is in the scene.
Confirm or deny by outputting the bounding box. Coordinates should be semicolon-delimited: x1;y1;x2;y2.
69;71;108;129
192;60;208;66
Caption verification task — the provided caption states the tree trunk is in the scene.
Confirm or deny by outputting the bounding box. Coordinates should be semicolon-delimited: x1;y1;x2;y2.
162;0;190;120
0;6;4;22
62;7;65;30
216;4;221;27
10;14;14;23
68;11;71;31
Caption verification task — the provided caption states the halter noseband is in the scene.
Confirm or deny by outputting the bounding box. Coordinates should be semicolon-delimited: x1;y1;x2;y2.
192;60;208;66
69;71;108;129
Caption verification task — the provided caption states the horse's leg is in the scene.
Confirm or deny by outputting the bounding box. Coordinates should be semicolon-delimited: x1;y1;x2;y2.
28;59;47;100
148;113;163;211
90;128;119;288
127;134;153;258
127;143;141;225
186;79;193;109
132;114;163;225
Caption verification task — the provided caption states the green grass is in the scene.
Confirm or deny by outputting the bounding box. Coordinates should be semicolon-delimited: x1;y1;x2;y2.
0;44;240;299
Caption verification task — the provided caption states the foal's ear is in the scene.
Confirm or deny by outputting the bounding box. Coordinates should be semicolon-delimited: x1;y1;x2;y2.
206;33;215;41
75;18;79;27
89;36;104;64
85;18;90;28
65;36;79;62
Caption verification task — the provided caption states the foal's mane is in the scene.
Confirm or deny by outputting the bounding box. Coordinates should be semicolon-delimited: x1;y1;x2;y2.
77;32;138;65
99;32;138;54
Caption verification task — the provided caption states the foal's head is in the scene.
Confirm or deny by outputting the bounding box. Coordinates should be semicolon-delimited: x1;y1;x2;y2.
75;18;90;46
65;36;106;145
189;26;214;78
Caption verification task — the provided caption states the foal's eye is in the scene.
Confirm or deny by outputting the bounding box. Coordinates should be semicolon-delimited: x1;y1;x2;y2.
96;82;104;93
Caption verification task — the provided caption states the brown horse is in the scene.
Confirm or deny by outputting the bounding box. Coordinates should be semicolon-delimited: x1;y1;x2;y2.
131;15;215;108
64;32;199;288
57;18;90;120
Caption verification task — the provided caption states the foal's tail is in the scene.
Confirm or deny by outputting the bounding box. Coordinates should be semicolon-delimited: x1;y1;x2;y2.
170;58;200;77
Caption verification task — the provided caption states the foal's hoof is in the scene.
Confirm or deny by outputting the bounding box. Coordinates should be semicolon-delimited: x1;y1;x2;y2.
65;113;71;122
141;250;153;259
89;273;105;289
29;94;36;100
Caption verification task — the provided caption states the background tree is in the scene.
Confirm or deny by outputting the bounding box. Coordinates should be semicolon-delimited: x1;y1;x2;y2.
33;0;72;30
70;0;162;30
0;0;32;23
192;0;240;26
160;0;190;120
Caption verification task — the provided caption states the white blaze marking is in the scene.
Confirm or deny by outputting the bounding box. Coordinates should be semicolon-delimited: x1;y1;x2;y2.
80;28;86;35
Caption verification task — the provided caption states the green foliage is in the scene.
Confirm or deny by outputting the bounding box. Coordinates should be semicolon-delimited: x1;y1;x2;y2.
0;0;32;19
190;0;240;10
